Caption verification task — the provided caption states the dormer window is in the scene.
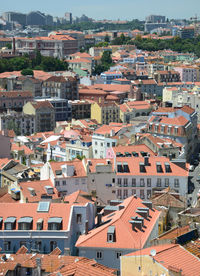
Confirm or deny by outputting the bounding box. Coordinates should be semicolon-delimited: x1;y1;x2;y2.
156;162;163;173
18;217;33;230
107;226;116;243
4;217;16;230
48;217;62;230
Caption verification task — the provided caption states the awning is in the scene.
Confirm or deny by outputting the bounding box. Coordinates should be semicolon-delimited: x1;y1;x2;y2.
18;217;33;224
48;217;62;224
4;217;16;223
0;217;3;223
37;218;43;224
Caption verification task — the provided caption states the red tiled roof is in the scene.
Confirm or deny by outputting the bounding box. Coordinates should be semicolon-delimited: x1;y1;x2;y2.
64;190;95;205
0;91;33;98
31;101;54;109
0;202;72;230
49;160;87;178
11;143;33;156
19;179;59;203
76;196;160;249
112;144;155;157
115;156;189;177
125;244;200;276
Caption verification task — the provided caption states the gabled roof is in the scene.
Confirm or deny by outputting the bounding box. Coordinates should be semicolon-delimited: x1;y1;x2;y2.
49;160;87;178
64;190;95;205
125;244;200;276
19;179;59;203
30;101;54;110
76;196;160;249
0;202;74;230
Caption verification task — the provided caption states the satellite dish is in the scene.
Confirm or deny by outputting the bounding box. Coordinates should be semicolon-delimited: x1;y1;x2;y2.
150;249;157;257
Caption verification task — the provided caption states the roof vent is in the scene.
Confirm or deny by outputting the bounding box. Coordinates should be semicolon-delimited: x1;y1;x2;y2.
28;187;36;196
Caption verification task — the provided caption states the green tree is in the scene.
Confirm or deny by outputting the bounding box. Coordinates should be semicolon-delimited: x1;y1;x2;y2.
104;34;110;43
21;68;34;76
101;51;112;64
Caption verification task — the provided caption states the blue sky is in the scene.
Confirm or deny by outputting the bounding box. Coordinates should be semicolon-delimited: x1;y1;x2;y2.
1;0;200;20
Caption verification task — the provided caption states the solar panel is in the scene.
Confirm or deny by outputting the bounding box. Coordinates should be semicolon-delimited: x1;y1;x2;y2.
37;201;50;212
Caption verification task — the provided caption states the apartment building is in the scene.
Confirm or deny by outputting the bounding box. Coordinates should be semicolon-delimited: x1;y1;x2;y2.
83;158;116;205
23;101;55;132
42;75;79;101
92;125;119;159
40;160;88;196
119;100;152;123
147;106;198;160
0;91;33;112
174;65;200;82
69;100;91;120
115;155;189;201
15;35;78;58
91;102;120;125
153;70;181;83
0;111;35;136
0;199;95;255
76;196;160;269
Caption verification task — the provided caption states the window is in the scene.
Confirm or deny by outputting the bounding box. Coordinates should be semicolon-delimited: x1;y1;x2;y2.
165;178;169;187
95;141;97;146
95;150;98;154
147;190;151;199
116;252;122;259
75;179;79;185
107;234;114;242
35;241;42;252
76;214;82;224
62;180;66;186
112;142;116;147
112;178;115;183
157;178;161;187
174;179;179;188
132;189;136;195
123;189;128;199
4;241;11;251
123;178;128;187
55;181;60;187
107;143;110;147
101;143;103;147
96;251;103;259
174;127;178;135
140;190;145;199
117;178;122;186
147;178;151;187
50;241;57;252
132;178;136;187
117;189;122;198
140;179;145;187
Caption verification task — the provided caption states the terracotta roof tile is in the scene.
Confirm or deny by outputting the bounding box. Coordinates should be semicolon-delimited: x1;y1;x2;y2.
76;196;160;249
125;244;200;276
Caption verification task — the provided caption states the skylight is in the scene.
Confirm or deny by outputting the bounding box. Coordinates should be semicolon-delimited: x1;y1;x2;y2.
37;201;50;212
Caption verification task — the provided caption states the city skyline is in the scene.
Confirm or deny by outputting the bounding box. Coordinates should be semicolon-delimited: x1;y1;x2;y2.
1;0;200;20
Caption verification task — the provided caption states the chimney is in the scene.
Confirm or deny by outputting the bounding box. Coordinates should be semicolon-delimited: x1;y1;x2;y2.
97;213;102;226
142;201;153;210
85;220;89;235
129;220;143;231
36;258;41;276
